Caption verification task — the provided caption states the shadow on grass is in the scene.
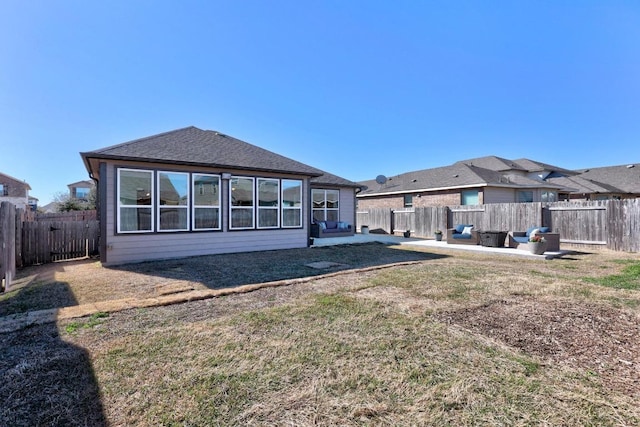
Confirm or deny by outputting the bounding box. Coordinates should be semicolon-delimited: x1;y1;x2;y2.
0;264;78;317
0;319;107;426
110;242;449;290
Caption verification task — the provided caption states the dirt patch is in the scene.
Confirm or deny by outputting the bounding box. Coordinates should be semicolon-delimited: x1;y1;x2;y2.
436;297;640;397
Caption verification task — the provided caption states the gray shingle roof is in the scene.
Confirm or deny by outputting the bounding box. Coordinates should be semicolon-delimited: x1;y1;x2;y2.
311;170;360;188
512;158;577;176
358;163;561;196
571;164;640;194
546;175;620;194
82;126;325;177
456;156;527;172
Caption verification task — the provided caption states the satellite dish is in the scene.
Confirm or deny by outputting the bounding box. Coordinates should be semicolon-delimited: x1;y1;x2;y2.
375;174;387;185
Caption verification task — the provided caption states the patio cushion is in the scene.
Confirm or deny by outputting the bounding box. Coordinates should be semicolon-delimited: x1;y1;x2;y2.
455;224;472;233
453;233;473;239
462;226;473;235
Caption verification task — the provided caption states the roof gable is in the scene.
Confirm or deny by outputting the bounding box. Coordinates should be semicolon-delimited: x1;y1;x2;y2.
456;156;527;172
0;172;31;190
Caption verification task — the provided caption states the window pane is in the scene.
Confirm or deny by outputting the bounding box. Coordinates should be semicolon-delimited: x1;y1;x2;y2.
231;177;254;206
231;208;254;228
313;210;325;222
517;191;533;203
258;179;279;207
404;194;413;207
282;180;302;207
159;207;188;230
159;172;188;206
312;189;325;208
326;190;339;208
120;207;152;231
194;208;220;229
76;187;90;199
326;210;339;222
283;208;301;227
119;170;152;205
542;191;557;202
461;190;479;205
193;174;219;207
258;209;278;228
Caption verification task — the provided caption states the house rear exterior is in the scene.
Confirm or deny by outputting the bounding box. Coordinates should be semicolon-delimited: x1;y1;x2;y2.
81;126;359;265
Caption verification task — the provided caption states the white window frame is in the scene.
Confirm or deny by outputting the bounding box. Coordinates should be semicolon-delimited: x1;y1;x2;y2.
229;176;255;230
117;168;154;234
257;178;280;229
157;171;190;232
312;189;340;222
281;179;303;228
192;173;221;231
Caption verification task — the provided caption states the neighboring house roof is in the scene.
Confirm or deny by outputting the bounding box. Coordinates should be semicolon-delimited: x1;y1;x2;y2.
81;126;325;178
68;180;94;188
569;163;640;194
455;156;528;172
0;172;31;190
358;162;564;197
511;158;577;176
546;175;621;195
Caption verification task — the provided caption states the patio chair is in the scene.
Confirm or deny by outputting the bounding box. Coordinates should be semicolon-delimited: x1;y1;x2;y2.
446;224;479;245
508;226;560;252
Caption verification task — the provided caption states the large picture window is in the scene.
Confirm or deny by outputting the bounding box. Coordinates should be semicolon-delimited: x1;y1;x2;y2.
282;179;302;228
117;169;153;233
158;172;189;231
192;174;221;230
230;176;254;229
312;189;339;222
257;178;280;228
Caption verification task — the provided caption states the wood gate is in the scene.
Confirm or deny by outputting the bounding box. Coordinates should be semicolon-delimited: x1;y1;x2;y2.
21;220;99;265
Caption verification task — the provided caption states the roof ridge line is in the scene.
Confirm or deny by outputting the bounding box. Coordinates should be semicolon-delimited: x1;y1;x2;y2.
91;126;201;154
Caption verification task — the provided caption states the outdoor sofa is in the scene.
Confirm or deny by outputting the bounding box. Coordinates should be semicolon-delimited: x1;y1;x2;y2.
311;220;354;238
508;226;560;252
446;224;479;245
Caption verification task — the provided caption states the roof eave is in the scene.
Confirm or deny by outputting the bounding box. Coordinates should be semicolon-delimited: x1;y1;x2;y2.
80;153;323;178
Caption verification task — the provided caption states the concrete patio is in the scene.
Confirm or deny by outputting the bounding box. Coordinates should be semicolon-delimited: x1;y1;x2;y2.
311;233;568;260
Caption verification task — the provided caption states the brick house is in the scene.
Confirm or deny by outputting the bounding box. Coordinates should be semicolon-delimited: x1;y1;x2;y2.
0;172;31;210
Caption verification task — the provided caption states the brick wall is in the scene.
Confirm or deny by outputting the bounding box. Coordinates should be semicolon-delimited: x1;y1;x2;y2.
357;188;484;209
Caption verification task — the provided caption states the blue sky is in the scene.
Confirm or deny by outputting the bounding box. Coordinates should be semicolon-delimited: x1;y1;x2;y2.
2;1;639;205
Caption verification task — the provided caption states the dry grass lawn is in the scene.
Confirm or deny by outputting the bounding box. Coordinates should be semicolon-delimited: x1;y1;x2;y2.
1;242;640;426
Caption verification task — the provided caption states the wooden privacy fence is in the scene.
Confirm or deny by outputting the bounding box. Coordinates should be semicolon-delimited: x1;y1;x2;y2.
357;199;640;252
1;203;99;291
21;220;100;265
0;202;17;292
